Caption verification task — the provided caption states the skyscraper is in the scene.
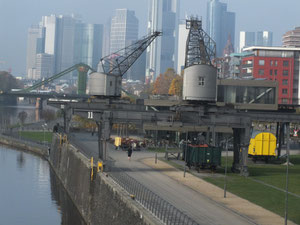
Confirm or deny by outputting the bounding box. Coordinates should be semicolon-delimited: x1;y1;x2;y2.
35;53;54;80
177;21;189;73
26;25;45;79
102;18;111;58
239;31;255;52
146;0;179;81
206;0;235;57
42;15;57;55
110;9;139;54
55;15;78;74
256;31;273;47
74;23;103;70
26;14;104;83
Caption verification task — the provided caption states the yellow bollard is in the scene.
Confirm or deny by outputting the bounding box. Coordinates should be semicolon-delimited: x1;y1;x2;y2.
97;161;103;173
59;134;62;146
64;134;68;144
91;157;94;181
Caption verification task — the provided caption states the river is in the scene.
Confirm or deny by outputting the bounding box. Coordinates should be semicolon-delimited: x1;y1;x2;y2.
0;145;86;225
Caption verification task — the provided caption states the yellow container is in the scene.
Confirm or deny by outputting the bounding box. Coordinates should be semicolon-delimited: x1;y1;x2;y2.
114;137;122;147
248;132;276;157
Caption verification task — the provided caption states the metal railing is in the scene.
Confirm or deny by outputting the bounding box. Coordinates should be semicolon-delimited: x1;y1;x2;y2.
109;167;200;225
67;135;200;224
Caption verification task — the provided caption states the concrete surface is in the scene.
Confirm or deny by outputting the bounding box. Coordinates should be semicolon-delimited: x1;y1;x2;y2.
72;132;259;225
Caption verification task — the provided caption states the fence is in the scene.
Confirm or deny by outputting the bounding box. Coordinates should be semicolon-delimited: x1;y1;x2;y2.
109;167;200;225
67;135;200;225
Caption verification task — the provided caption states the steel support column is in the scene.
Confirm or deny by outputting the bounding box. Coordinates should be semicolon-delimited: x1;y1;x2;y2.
232;128;241;173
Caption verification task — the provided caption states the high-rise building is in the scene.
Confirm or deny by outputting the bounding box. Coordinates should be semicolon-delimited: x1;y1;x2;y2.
239;31;255;52
26;25;45;79
110;9;139;54
206;0;235;57
146;0;179;81
55;15;78;74
74;23;103;70
256;31;273;47
27;14;104;83
283;27;300;47
42;15;57;55
177;21;189;74
41;14;81;75
102;18;111;58
35;53;54;80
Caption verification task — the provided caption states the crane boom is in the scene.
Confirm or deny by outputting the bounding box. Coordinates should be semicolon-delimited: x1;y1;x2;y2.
23;63;94;92
100;31;162;76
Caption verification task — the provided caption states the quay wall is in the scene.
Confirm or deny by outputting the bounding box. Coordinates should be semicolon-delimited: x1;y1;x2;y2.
49;134;161;225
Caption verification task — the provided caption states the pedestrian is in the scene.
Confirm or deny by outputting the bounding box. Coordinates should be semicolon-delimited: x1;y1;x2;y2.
128;145;133;161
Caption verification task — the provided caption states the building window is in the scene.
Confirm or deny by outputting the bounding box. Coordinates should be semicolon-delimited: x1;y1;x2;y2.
258;69;264;75
283;61;289;67
198;77;205;86
270;60;273;66
293;89;298;94
275;60;278;66
274;70;278;76
110;81;112;86
282;79;288;85
259;60;265;66
270;70;273;75
282;89;288;94
283;70;289;76
282;98;288;104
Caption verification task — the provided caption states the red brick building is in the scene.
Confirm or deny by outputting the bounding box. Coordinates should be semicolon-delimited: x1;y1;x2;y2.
242;47;300;104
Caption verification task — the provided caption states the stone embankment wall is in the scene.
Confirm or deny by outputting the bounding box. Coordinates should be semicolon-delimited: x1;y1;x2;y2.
0;134;48;156
49;134;161;225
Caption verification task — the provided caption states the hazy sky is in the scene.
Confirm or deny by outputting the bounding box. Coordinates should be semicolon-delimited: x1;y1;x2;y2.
1;0;300;76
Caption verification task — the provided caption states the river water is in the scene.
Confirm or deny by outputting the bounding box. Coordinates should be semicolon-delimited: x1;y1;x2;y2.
0;145;86;225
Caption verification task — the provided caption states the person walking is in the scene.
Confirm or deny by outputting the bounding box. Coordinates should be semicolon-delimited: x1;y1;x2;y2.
128;145;133;161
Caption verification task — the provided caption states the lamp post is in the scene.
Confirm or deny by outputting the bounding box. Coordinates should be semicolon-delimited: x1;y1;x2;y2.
224;138;228;198
285;123;290;225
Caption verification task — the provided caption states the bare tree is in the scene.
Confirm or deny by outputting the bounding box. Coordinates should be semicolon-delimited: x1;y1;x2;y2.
41;109;56;122
18;111;28;125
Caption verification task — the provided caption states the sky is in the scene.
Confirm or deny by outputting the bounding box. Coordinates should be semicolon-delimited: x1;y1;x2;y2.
0;0;300;76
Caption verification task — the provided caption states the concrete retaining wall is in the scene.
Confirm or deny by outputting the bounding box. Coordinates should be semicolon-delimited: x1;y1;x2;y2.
0;134;48;157
49;135;161;225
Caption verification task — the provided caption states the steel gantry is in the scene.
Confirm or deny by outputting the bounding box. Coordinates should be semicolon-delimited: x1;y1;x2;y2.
48;98;254;175
48;97;300;176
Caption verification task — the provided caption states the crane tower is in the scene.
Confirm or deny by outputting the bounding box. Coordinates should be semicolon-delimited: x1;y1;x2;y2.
183;17;217;102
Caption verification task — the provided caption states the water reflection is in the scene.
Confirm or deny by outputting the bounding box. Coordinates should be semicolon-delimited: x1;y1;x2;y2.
50;171;86;225
0;146;86;225
16;152;25;169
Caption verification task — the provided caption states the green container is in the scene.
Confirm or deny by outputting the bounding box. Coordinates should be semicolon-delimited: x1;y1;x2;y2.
185;145;222;169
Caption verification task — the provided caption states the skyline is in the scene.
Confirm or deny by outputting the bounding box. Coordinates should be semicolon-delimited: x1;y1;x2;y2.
1;0;300;75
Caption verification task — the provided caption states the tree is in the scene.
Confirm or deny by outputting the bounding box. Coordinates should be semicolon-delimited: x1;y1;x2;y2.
41;109;56;122
0;71;23;105
152;68;177;95
168;75;183;97
18;111;28;125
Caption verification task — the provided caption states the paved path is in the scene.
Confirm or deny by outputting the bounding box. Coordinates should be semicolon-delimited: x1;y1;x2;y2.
71;132;256;225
